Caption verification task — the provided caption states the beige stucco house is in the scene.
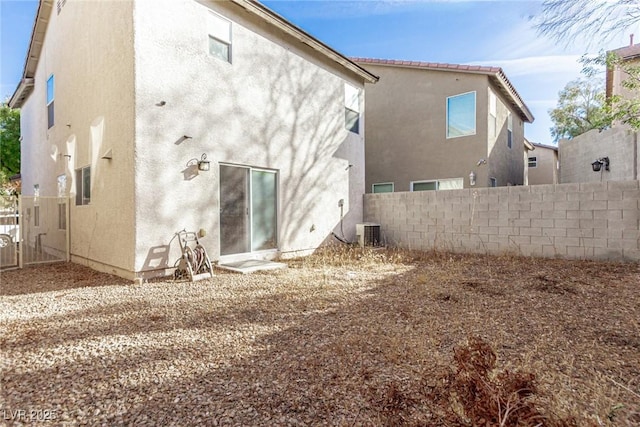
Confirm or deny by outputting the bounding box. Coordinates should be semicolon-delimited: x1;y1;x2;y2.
353;59;534;193
606;41;640;100
527;142;558;185
9;0;377;279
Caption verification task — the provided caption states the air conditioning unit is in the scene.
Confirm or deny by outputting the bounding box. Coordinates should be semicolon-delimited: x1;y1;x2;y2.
356;223;381;247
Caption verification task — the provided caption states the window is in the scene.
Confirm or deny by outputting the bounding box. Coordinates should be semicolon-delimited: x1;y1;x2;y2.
489;90;497;137
58;202;67;230
34;206;40;227
208;12;232;63
57;174;67;197
75;166;91;205
47;75;54;128
344;83;360;134
447;91;476;138
507;112;513;149
528;156;538;168
411;178;463;191
372;182;393;193
490;177;497;187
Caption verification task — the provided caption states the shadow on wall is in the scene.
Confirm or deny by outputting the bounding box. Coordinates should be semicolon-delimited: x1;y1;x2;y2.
135;30;359;270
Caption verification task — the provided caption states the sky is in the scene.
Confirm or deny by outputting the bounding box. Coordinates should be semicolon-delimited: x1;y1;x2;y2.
0;0;637;144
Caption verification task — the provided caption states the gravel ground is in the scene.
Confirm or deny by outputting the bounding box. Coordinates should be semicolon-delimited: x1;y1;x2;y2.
1;249;639;426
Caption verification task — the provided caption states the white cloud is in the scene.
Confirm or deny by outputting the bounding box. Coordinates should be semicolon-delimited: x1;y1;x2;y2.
471;55;583;77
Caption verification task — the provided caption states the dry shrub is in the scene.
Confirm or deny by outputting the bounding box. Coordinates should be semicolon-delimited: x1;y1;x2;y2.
288;244;419;268
374;337;588;427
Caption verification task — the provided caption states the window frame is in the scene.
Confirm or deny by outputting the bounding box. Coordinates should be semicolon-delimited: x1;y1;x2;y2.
372;182;394;193
528;156;538;168
410;178;464;192
75;166;91;206
344;82;361;134
507;112;513;149
46;75;54;129
489;90;497;137
446;91;476;139
208;11;232;63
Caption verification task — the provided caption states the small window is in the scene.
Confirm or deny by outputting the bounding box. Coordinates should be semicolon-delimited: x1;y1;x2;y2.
208;12;232;63
410;178;463;192
75;166;91;205
507;113;513;149
490;177;497;187
58;202;67;230
372;182;393;193
447;91;476;138
34;205;40;227
412;181;437;192
528;156;538;168
489;90;497;137
344;83;360;134
47;75;54;128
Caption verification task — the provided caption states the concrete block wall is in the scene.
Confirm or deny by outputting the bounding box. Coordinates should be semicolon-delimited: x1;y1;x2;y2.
363;180;640;261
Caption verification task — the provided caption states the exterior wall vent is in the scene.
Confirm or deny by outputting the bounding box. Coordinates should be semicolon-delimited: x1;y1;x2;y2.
356;223;381;247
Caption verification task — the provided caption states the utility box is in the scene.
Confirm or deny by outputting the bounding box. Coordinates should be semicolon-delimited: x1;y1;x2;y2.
356;223;381;247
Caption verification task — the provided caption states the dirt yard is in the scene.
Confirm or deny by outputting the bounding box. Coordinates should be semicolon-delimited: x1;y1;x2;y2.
1;248;638;426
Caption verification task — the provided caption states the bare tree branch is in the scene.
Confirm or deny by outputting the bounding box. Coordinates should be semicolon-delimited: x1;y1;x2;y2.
535;0;640;47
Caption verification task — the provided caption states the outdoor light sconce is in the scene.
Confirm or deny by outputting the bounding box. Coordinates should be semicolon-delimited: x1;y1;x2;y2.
591;157;610;172
186;153;211;172
197;153;210;171
469;171;477;186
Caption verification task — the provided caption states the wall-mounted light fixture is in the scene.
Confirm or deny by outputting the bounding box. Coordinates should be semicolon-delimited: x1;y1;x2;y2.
197;154;210;171
469;171;477;186
591;157;610;172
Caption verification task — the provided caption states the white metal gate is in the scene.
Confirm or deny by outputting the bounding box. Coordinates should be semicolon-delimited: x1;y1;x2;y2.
0;195;69;271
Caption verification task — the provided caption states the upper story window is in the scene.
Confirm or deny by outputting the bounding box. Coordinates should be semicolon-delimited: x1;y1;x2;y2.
344;83;361;134
47;75;54;129
447;91;476;138
489;90;497;137
507;112;513;149
528;156;537;168
208;12;232;63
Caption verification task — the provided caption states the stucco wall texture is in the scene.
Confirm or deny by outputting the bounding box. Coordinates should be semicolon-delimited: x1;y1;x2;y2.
528;145;558;185
20;0;368;279
559;127;638;184
132;0;366;277
357;63;526;192
364;181;640;261
20;1;136;275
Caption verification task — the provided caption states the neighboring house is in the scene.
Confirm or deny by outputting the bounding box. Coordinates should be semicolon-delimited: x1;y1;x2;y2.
606;41;640;101
9;0;377;280
352;59;534;193
527;142;558;185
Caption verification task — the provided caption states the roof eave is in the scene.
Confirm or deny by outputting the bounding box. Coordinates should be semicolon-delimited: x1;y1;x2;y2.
230;0;379;84
8;0;53;108
492;72;534;124
8;79;35;108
